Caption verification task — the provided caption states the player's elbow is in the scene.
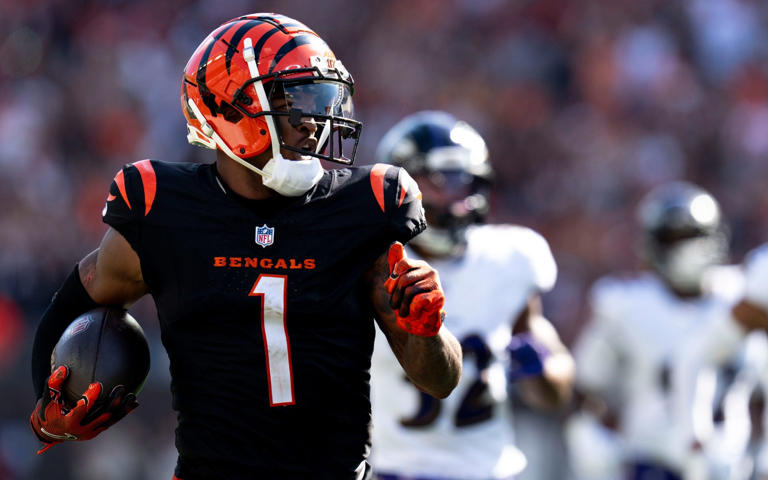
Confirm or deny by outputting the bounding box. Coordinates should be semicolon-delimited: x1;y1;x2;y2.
424;386;453;399
441;370;463;399
415;356;462;399
431;372;461;399
416;376;458;400
397;328;463;398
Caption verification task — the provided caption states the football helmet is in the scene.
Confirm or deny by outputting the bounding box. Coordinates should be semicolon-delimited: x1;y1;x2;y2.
377;111;492;257
637;181;728;294
181;13;361;169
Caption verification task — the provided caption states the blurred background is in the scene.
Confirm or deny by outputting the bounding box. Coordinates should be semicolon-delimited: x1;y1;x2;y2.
2;0;768;478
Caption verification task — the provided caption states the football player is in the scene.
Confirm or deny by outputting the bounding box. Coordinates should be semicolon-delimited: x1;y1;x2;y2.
565;181;744;480
674;241;768;479
729;244;768;479
29;14;463;479
369;111;574;480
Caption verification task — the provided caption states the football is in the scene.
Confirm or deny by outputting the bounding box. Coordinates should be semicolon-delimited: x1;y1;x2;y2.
51;307;151;407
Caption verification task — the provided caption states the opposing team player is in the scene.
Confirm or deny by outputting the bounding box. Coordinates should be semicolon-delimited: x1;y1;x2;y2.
29;14;462;479
673;241;768;478
566;181;743;480
369;111;574;480
726;244;768;478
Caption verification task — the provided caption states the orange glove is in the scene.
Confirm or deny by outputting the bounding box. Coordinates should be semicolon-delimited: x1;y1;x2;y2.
30;365;138;454
384;242;445;337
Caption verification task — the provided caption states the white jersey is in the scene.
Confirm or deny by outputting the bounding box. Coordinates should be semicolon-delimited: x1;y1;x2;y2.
743;245;768;474
703;244;768;477
572;266;743;472
703;329;768;478
370;224;557;480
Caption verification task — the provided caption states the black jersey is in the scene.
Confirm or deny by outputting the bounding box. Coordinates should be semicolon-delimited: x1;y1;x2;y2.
102;159;425;479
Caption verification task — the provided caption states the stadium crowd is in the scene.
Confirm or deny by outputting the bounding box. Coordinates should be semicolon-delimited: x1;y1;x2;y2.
2;0;768;478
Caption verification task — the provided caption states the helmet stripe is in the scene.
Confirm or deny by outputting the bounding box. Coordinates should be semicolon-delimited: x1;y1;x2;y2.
240;14;306;33
225;21;279;74
268;34;317;73
252;15;288;33
197;22;238;116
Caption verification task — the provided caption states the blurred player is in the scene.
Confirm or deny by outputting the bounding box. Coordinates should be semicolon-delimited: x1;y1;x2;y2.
565;181;745;480
29;14;463;479
369;111;574;480
675;241;768;479
729;245;768;479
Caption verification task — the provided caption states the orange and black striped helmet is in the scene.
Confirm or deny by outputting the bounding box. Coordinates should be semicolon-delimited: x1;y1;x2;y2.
181;13;361;164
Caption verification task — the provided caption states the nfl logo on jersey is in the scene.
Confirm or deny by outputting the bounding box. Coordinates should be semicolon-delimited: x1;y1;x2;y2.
255;224;275;248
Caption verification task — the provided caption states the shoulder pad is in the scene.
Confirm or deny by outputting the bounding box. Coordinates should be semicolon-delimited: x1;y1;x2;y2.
589;275;632;323
468;225;557;292
104;159;157;218
368;163;421;214
702;264;744;301
589;273;661;323
506;226;557;292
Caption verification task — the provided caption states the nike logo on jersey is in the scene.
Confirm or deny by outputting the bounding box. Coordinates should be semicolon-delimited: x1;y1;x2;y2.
213;256;316;270
41;427;77;441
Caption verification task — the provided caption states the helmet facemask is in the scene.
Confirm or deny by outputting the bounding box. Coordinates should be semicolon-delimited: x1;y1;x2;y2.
637;182;729;295
230;52;361;165
646;232;729;295
410;169;490;258
181;14;363;194
265;79;359;164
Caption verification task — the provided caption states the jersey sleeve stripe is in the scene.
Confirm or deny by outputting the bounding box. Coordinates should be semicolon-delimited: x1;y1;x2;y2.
370;163;389;213
114;169;132;210
396;168;422;207
397;179;408;208
132;159;157;216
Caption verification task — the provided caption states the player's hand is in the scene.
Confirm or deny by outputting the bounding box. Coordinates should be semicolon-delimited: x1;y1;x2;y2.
384;242;445;337
507;333;550;382
29;365;139;454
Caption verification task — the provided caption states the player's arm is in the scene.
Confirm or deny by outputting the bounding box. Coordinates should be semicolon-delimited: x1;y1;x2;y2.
669;246;768;458
364;243;462;399
79;227;147;305
562;302;626;480
32;227;147;395
567;294;625;430
30;227;146;452
509;295;574;410
733;242;768;334
732;300;768;332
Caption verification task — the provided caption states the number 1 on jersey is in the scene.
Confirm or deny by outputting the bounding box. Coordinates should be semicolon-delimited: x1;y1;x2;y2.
249;274;295;406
